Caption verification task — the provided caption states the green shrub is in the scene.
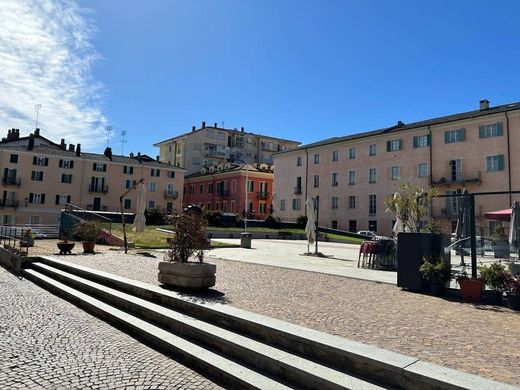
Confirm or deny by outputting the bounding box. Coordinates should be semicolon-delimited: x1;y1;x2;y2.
264;215;281;229
420;256;452;284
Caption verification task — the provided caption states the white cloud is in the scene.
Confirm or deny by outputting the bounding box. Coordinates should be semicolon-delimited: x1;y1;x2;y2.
0;0;107;148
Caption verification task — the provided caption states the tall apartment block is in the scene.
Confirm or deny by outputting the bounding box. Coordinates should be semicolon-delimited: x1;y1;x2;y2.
273;100;520;236
154;122;300;175
0;129;185;225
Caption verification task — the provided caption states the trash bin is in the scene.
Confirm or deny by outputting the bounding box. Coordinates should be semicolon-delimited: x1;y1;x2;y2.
240;232;252;248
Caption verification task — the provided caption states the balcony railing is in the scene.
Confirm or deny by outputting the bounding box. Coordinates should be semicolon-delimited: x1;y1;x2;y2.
205;150;227;158
88;184;109;193
2;177;21;186
257;191;270;199
0;199;19;209
430;171;482;185
294;186;302;195
217;189;230;197
440;208;459;217
164;190;178;199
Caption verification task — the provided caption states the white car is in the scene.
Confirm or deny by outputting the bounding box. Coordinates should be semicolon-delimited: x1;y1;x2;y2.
357;230;378;240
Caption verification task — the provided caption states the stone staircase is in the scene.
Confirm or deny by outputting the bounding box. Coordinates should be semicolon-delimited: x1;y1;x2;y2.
21;257;514;390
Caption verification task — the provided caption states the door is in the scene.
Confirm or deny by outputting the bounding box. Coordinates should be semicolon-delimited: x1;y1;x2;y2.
93;197;101;211
449;159;461;182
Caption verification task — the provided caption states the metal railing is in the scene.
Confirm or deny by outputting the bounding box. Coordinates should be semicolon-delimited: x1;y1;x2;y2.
63;203;112;234
2;177;21;186
430;170;482;185
294;186;302;195
0;199;19;209
88;184;109;193
257;191;270;199
164;190;178;199
0;226;30;257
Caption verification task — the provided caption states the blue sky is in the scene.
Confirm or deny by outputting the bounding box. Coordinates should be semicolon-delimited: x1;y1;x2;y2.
1;1;520;157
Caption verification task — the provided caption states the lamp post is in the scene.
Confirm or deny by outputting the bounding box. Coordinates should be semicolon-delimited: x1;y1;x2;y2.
244;164;249;232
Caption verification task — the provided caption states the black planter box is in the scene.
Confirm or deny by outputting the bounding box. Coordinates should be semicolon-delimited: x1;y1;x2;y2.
396;233;451;291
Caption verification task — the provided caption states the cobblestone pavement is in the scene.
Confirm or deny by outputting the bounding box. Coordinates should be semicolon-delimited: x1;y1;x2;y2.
0;266;221;389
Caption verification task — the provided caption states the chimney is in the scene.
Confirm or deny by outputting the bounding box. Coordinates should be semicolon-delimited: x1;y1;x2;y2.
130;152;134;158
397;121;404;127
60;139;66;149
27;134;35;151
68;144;75;152
104;147;112;160
192;126;196;132
76;144;81;156
156;155;160;161
241;126;244;132
480;99;489;110
137;152;141;162
7;129;16;141
202;121;206;128
34;128;40;136
15;129;19;139
214;122;218;128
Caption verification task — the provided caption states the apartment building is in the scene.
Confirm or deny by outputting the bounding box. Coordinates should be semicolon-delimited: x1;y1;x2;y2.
183;162;274;219
0;129;184;225
154;122;300;175
273;100;520;236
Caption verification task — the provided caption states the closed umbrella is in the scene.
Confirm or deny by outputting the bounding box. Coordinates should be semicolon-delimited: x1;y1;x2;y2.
509;201;520;256
132;183;147;233
305;198;316;253
454;189;471;264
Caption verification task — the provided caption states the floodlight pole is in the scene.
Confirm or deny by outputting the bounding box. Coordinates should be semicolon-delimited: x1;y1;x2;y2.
244;164;249;232
119;178;144;254
315;196;319;254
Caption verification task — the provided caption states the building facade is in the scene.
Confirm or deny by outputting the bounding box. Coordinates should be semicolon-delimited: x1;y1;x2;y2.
273;100;520;236
183;162;274;219
154;122;300;175
0;129;184;225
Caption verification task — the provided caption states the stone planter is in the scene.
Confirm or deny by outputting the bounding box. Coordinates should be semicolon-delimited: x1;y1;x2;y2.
158;261;216;289
458;278;484;303
493;240;510;258
57;242;75;255
82;241;96;254
507;293;520;310
484;290;503;306
429;283;446;297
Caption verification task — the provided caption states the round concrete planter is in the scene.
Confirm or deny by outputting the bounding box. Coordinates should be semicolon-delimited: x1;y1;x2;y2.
82;241;96;254
57;242;75;255
158;261;216;289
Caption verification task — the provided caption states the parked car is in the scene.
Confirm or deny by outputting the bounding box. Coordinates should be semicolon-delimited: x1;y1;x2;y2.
357;230;378;240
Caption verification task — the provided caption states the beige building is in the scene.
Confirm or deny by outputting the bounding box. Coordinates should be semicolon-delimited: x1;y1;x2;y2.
154;122;300;175
0;129;184;225
273;99;520;236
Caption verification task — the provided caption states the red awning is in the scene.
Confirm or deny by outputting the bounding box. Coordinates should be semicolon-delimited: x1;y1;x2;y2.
484;208;512;221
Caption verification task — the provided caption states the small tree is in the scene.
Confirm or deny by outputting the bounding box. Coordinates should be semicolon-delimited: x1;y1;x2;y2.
385;183;438;233
165;211;207;263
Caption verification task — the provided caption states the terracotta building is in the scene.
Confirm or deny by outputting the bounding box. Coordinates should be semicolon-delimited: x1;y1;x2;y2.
154;122;299;175
183;162;274;219
0;129;184;225
273;99;520;236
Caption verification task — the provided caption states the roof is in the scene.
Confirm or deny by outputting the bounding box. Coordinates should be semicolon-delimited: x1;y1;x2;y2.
276;100;520;154
153;125;300;146
184;162;274;180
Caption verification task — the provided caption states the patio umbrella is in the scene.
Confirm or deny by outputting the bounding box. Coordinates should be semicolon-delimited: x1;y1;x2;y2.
454;189;471;264
132;183;147;233
389;193;410;236
509;201;520;255
305;198;316;252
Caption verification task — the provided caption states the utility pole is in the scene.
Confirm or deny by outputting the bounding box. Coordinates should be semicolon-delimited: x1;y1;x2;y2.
105;125;113;147
34;104;42;129
120;130;127;155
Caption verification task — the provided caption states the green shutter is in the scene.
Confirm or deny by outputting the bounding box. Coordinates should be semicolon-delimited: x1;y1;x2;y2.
55;195;60;205
59;159;63;168
386;141;391;152
398;140;402;150
426;134;431;146
33;156;37;165
444;131;450;143
498;155;505;171
479;125;485;139
497;122;503;136
486;156;491;172
459;128;465;141
413;136;418;148
41;194;45;204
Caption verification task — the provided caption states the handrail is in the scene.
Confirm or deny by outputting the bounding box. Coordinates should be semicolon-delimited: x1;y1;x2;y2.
64;203;112;222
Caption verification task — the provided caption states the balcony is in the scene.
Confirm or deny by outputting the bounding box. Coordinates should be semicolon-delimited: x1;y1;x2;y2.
217;189;230;197
440;208;459;218
2;177;21;186
0;199;19;209
89;184;109;193
205;149;227;158
294;186;302;195
164;190;178;199
257;191;270;199
431;171;482;186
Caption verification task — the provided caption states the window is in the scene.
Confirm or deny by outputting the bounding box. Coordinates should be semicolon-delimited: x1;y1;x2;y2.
59;159;74;169
449;159;462;181
31;171;44;181
349;220;357;233
348;170;356;185
292;198;301;210
349;148;356;159
33;156;49;166
369;194;376;215
413;135;431;148
313;154;320;164
55;194;71;205
149;182;157;192
280;199;286;211
331;220;338;229
369;144;376;156
125;179;136;189
199;184;204;194
246;180;254;192
418;163;429;178
297;156;302;166
207;183;213;193
331;196;339;209
486;155;505;172
259;202;267;214
151;168;160;177
313;175;319;188
231;180;237;193
369;168;377;183
61;174;72;184
332;151;339;161
29;215;40;224
189;185;195;195
444;128;465;143
348;196;356;209
386;139;402;152
391;166;400;180
93;162;107;172
123;166;134;175
148;200;156;209
10;154;18;163
331;172;338;186
123;199;132;209
479;122;503;138
167;171;175;178
28;193;45;204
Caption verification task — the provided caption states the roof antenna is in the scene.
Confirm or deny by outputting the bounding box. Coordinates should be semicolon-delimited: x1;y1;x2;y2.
105;125;113;147
34;104;42;130
120;130;127;155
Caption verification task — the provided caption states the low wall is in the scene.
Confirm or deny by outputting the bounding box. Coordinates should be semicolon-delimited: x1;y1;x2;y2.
0;247;30;275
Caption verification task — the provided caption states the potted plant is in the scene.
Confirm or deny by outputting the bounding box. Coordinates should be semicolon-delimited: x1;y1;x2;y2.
73;221;102;253
57;233;75;255
506;258;520;276
491;226;509;258
506;276;520;311
419;255;452;296
456;269;485;303
19;229;35;247
158;208;215;289
479;262;512;305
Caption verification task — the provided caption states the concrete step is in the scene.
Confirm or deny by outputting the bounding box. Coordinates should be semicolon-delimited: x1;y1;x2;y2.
28;262;385;390
22;268;292;390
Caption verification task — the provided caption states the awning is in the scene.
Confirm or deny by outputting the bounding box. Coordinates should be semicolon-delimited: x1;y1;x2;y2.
484;208;512;221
